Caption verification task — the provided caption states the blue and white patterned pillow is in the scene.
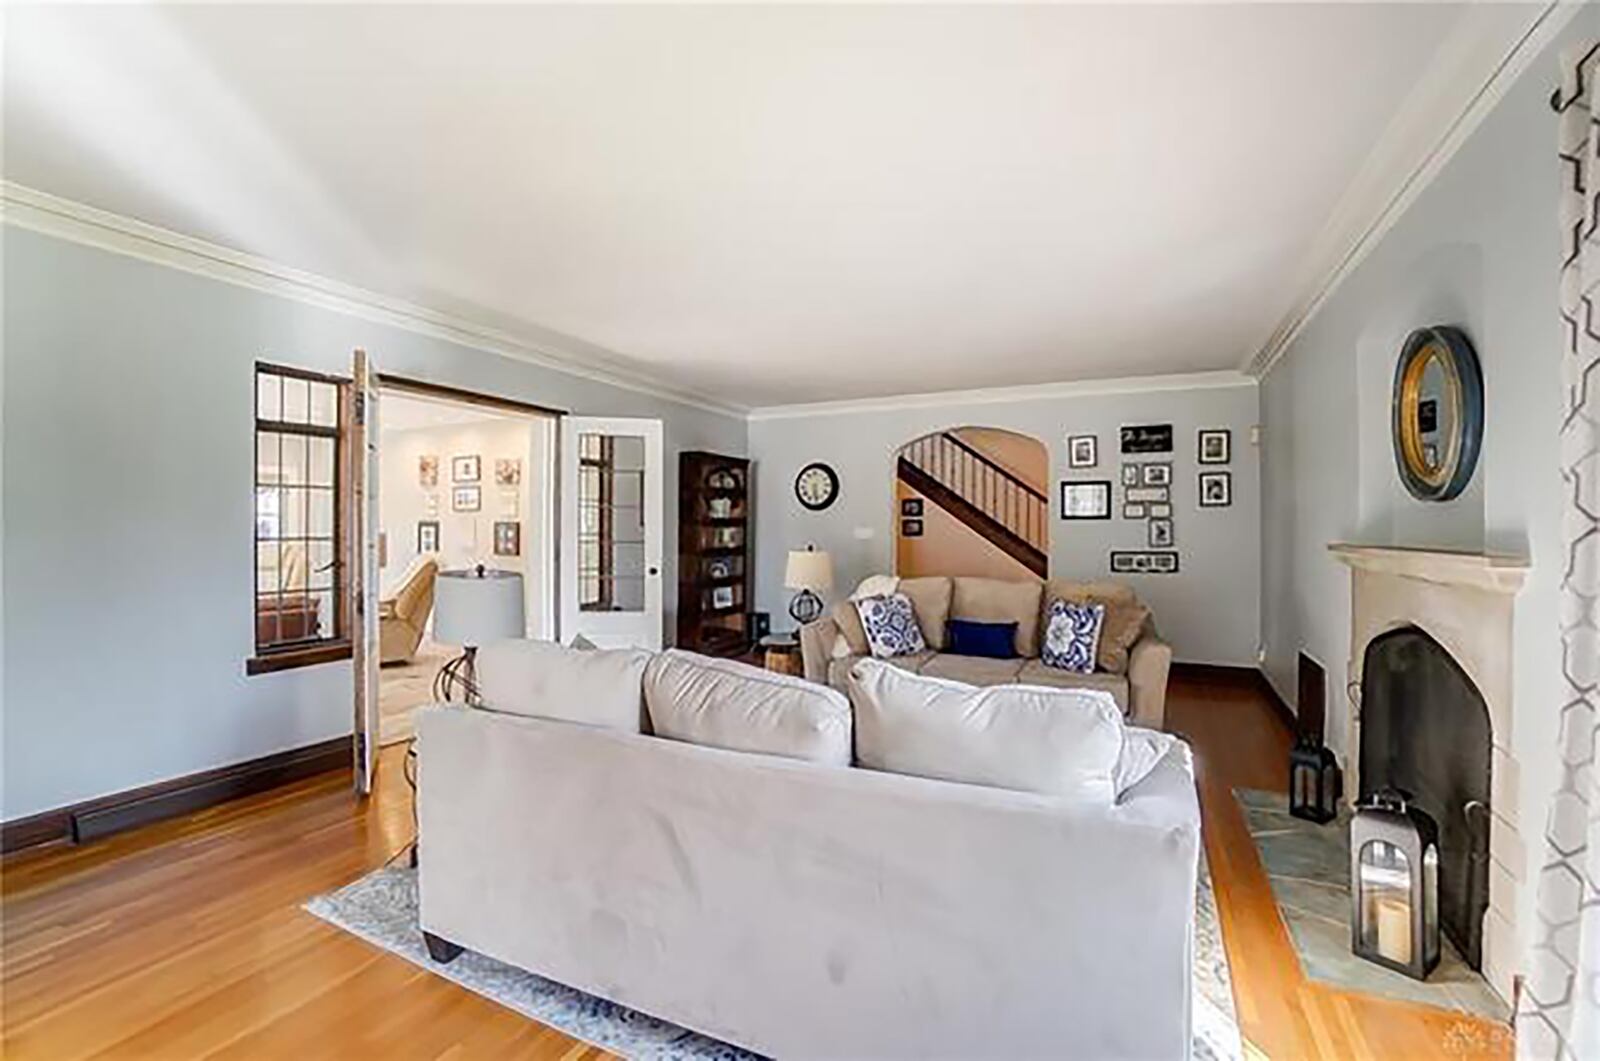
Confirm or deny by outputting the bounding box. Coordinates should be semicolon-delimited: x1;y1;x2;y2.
855;593;928;659
1042;599;1105;674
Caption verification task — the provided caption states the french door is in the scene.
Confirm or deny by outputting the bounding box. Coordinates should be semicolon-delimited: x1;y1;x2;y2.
348;348;381;795
559;416;664;650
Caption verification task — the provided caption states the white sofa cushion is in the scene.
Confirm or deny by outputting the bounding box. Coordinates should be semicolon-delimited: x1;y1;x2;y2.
847;658;1123;803
475;639;650;732
1115;727;1182;801
644;649;852;765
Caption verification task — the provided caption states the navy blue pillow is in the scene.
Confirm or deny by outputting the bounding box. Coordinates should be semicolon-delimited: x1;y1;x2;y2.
946;619;1019;660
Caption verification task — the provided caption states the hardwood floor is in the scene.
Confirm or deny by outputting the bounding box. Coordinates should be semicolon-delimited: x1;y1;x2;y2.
1;673;1512;1059
1167;671;1512;1061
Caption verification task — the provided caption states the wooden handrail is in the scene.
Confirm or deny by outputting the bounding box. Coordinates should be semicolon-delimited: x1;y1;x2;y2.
898;432;1048;563
935;432;1048;502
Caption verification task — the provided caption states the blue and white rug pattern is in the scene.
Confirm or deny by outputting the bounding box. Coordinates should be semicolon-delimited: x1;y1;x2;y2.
306;863;1241;1060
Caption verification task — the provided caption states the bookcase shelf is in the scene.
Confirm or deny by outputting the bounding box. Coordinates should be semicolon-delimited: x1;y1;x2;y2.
676;451;753;656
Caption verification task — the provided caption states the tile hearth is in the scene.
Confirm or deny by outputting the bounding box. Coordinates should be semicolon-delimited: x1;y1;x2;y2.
1235;788;1508;1021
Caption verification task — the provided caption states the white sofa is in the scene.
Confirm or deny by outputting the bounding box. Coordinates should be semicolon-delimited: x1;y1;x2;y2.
417;643;1201;1059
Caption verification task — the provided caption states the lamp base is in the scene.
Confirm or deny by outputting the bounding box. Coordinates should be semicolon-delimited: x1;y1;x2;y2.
432;645;481;704
789;589;823;625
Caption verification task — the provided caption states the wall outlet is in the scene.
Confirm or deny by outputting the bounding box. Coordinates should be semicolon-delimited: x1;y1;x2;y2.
1250;424;1263;446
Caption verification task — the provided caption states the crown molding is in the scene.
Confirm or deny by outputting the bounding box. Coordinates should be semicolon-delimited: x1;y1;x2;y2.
747;369;1255;422
1245;0;1581;379
0;182;748;419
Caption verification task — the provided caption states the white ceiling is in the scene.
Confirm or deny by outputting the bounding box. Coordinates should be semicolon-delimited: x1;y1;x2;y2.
380;390;523;435
4;4;1511;409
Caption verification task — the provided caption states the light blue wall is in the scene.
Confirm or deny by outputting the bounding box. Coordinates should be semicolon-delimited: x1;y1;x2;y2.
749;380;1261;666
1;227;746;819
1258;10;1592;779
1258;15;1598;976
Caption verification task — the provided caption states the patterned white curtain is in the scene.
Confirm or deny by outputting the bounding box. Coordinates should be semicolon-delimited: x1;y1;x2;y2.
1519;42;1600;1061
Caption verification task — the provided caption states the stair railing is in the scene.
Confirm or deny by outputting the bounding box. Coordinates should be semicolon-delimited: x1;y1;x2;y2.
899;433;1048;553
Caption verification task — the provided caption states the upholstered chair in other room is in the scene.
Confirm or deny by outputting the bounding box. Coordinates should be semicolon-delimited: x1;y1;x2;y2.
380;555;440;664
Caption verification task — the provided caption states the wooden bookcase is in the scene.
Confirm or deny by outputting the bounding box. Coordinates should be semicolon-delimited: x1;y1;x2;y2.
676;451;753;656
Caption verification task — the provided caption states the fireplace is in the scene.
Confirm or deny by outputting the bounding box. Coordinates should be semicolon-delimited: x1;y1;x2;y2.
1330;542;1530;1005
1358;626;1491;970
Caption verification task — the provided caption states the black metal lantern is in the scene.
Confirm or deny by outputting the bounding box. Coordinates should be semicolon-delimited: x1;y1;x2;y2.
1351;789;1440;981
1289;738;1343;824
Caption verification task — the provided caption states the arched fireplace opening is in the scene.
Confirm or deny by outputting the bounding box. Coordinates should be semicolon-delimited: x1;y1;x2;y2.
1358;626;1492;970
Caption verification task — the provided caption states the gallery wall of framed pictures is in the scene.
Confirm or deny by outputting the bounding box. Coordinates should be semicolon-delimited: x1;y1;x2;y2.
1056;420;1243;578
378;417;537;585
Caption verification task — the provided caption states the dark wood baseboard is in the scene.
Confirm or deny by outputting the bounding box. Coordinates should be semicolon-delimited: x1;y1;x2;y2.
2;737;351;855
1172;662;1299;736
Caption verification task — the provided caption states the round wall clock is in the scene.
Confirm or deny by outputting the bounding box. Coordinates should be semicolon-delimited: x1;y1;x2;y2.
1391;325;1484;502
794;462;840;511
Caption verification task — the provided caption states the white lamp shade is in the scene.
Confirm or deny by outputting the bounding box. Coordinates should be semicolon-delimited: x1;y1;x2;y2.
434;568;525;647
784;549;833;593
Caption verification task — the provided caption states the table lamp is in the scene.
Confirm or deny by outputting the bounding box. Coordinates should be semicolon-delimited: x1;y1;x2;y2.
431;565;525;703
784;546;833;625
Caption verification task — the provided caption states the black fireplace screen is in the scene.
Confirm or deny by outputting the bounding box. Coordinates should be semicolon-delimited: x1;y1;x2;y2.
1359;626;1492;970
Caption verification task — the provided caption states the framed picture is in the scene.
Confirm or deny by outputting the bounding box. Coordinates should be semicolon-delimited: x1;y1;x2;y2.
452;485;481;512
1067;435;1098;469
1126;485;1169;504
1198;429;1232;465
424;493;440;517
417;520;440;553
901;497;924;517
1149;502;1173;518
1199;471;1232;508
418;454;439;487
1148;518;1174;548
1111;550;1180;574
495;458;522;486
901;517;925;537
1120;463;1140;487
493;520;521;557
712;586;736;609
1141;462;1172;487
1123;503;1147;520
500;489;520;517
1120;423;1173;454
452;455;481;483
1060;480;1112;520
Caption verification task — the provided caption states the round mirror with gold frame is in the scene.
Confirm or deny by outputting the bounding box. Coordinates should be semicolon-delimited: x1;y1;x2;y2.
1391;325;1483;502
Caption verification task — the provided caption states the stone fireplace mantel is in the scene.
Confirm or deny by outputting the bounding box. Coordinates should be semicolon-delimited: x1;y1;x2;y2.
1328;543;1530;595
1328;540;1532;1005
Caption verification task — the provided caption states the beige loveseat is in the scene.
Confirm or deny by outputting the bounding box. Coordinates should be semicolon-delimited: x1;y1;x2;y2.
799;575;1173;730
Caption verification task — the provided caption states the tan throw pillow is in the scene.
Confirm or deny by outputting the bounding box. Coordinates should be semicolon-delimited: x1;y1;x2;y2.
898;576;953;650
951;577;1044;656
832;599;870;656
1045;578;1137;608
1047;595;1147;674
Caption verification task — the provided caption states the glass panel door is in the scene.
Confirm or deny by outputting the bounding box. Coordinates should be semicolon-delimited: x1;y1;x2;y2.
560;417;663;649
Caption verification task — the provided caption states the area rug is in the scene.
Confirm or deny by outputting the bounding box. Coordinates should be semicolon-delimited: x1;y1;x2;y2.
1234;787;1509;1020
306;861;1242;1060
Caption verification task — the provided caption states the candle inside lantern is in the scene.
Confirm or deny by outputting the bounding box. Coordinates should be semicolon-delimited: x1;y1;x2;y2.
1373;894;1412;965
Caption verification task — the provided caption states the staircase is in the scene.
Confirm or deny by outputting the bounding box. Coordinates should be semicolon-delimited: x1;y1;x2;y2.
897;432;1048;578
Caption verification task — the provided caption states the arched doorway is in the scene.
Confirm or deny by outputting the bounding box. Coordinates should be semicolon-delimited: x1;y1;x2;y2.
894;426;1049;580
